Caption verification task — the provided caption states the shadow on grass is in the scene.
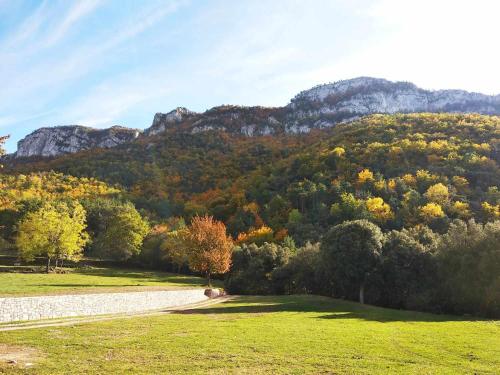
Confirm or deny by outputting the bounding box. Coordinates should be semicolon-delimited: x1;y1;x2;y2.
36;284;140;288
73;268;220;287
175;295;484;323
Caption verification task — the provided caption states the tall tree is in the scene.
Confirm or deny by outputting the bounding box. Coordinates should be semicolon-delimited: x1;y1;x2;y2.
16;201;89;272
321;220;384;303
186;215;233;286
92;202;150;261
0;136;6;152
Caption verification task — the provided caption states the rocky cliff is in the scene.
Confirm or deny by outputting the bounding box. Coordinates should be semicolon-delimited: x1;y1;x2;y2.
16;125;141;158
12;77;500;158
285;77;500;131
145;107;196;136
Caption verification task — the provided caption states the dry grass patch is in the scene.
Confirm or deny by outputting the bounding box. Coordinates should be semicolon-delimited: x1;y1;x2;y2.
0;344;40;369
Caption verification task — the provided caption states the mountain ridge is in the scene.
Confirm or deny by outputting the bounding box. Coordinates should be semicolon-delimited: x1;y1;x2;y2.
10;77;500;158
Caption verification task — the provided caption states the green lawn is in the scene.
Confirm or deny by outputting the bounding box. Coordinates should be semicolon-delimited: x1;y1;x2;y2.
0;266;215;296
0;295;498;374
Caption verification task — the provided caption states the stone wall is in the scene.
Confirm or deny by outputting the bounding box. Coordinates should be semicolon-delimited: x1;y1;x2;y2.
0;289;209;323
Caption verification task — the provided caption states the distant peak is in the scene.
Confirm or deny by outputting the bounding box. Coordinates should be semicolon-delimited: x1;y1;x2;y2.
146;107;196;136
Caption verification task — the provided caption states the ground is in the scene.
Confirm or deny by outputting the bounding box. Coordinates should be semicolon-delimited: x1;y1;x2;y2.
0;265;217;296
0;295;498;374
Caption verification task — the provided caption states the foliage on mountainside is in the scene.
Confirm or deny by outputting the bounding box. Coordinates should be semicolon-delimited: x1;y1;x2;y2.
5;114;500;243
0;172;120;211
7;131;321;221
236;113;500;241
0;172;121;249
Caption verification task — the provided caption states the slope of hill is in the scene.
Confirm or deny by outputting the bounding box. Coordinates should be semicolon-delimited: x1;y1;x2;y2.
6;113;499;240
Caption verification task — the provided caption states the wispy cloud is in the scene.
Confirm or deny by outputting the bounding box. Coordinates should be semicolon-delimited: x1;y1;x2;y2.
0;0;185;114
43;0;103;47
1;0;499;154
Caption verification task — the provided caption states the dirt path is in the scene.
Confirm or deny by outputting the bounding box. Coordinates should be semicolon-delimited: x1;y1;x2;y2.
0;295;235;332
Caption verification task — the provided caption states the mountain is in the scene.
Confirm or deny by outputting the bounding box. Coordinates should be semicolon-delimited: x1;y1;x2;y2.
15;125;141;158
10;77;500;158
286;77;500;130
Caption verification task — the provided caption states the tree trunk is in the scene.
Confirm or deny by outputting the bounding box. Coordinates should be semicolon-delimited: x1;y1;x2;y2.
359;281;365;304
60;258;64;268
46;257;51;273
207;272;211;287
55;258;59;270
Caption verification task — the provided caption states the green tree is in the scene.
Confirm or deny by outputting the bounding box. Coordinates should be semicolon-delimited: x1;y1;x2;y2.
437;219;500;317
16;201;88;272
378;230;435;309
93;202;150;261
161;228;190;273
225;242;292;294
321;220;384;303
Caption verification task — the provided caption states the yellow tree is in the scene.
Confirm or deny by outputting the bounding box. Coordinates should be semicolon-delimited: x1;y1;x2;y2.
449;201;471;219
424;183;449;203
366;197;394;223
236;226;274;246
16;201;89;272
186;215;233;286
419;203;445;222
481;202;500;220
357;168;374;186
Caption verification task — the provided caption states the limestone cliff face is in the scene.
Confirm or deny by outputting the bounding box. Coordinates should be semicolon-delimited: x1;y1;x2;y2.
285;77;500;132
12;77;500;158
16;125;141;158
145;107;196;136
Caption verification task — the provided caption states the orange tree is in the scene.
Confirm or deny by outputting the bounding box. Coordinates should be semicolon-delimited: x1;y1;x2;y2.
186;215;233;286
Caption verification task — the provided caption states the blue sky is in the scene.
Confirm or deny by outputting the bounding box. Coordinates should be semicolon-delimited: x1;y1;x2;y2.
1;0;499;152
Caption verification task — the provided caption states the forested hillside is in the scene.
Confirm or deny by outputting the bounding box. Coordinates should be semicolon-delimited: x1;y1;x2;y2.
1;113;499;317
7;113;500;239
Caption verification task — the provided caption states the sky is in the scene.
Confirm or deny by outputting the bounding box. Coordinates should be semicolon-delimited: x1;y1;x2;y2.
1;0;500;153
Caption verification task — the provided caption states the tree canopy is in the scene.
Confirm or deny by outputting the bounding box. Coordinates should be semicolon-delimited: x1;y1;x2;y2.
16;201;89;272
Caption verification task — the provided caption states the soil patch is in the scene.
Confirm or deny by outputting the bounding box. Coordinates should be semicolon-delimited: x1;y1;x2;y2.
0;344;40;369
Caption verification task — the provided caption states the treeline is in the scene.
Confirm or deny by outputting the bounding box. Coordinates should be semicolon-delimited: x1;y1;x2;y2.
225;219;500;318
0;170;498;317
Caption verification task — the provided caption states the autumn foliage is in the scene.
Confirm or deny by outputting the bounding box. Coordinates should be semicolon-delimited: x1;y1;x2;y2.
186;215;233;286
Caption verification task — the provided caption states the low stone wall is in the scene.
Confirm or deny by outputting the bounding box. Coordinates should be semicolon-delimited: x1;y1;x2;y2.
0;289;209;323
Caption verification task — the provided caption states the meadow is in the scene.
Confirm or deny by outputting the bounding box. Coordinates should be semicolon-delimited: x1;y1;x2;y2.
0;294;498;374
0;264;214;296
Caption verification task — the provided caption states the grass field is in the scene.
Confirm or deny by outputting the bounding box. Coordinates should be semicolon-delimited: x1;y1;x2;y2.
0;266;215;296
0;295;498;374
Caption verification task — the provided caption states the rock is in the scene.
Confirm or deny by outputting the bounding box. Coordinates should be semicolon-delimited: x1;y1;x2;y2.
286;77;500;129
15;125;141;158
9;77;500;158
204;288;224;298
145;107;196;136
